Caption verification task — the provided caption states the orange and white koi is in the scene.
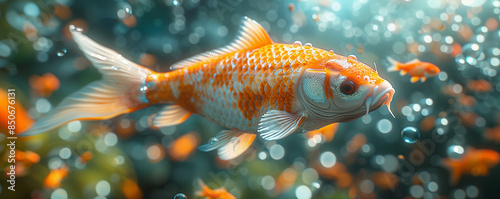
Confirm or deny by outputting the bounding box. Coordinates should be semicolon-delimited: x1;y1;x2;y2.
196;179;236;199
387;57;440;83
21;17;395;160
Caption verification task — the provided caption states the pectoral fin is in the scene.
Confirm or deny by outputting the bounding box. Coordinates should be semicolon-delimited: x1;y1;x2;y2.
258;110;305;141
399;71;407;76
421;77;427;82
198;130;256;160
152;105;192;127
410;77;419;83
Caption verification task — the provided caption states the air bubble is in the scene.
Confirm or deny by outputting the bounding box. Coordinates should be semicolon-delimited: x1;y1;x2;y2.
116;2;133;20
57;49;67;57
209;137;218;144
401;127;420;143
173;193;187;199
348;55;357;60
293;41;302;46
304;43;312;47
173;0;183;6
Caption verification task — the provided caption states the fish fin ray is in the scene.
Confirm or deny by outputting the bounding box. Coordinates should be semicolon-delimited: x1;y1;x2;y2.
170;16;273;70
198;130;256;160
421;77;427;82
152;105;192;127
20;26;151;136
258;110;304;141
411;77;419;83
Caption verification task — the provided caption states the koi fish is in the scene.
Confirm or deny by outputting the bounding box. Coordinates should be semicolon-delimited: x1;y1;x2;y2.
21;17;395;160
442;147;500;184
196;179;236;199
387;57;440;83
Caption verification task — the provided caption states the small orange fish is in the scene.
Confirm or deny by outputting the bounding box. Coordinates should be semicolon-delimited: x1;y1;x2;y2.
22;17;395;161
196;179;236;199
467;79;492;92
0;89;34;134
15;150;41;166
44;166;69;189
29;73;60;97
442;147;500;184
387;57;440;83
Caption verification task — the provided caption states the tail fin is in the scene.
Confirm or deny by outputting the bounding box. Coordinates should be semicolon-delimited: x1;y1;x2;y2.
20;26;152;136
387;57;400;72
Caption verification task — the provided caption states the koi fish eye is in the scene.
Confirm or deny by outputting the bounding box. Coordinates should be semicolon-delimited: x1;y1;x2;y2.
340;80;356;95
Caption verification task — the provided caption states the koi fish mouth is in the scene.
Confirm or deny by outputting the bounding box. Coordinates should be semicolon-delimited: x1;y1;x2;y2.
363;81;395;120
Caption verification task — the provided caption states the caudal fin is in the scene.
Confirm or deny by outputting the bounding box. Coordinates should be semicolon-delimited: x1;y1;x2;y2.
386;57;400;72
20;26;152;136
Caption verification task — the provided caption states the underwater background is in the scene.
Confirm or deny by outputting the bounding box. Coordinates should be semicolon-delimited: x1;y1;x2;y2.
1;0;500;198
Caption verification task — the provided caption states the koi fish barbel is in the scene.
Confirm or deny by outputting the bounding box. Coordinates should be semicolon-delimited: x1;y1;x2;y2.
21;17;395;160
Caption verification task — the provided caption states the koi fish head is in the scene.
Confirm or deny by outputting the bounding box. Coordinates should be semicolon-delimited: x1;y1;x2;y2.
298;55;395;126
424;63;441;77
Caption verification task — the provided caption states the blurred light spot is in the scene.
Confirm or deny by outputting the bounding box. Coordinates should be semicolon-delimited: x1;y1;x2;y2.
59;147;72;159
438;72;448;81
447;145;464;159
412;104;421;112
67;121;81;132
453;189;466;199
147;144;164;162
377;119;392;133
319;151;336;168
104;133;118;146
402;106;412;116
115;155;125;165
51;188;68;199
425;98;433;106
410;185;424;198
440;118;449;126
48;158;64;170
258;151;267;160
375;155;385;165
301;168;319;185
360;179;374;193
24;2;40;17
381;155;398;172
269;144;285;160
0;42;12;57
261;175;275;190
428;181;438;192
295;185;312;199
36;98;51;113
466;185;479;198
96;180;111;196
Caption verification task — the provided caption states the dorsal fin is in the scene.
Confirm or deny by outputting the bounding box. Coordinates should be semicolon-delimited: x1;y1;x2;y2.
170;16;273;70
